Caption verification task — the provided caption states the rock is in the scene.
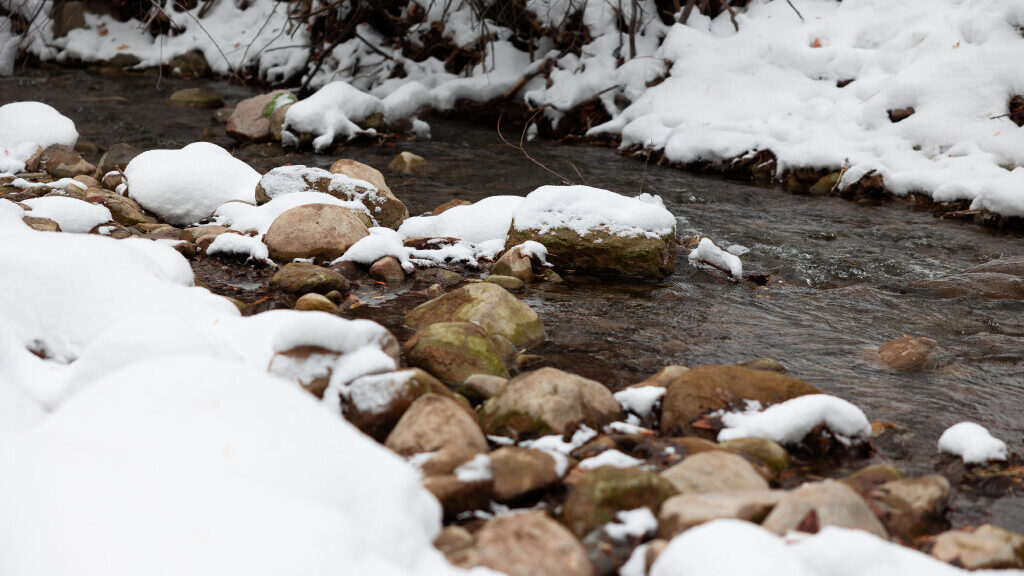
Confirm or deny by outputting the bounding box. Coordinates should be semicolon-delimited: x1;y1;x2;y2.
630;365;689;388
910;272;1024;300
345;369;463;441
423;473;492;519
100;54;141;70
51;1;85;38
967;255;1024;277
294;293;338;313
541;268;564;283
40;145;95;178
93;143;140;179
404;282;545;350
169;87;223;108
213;107;234;124
404;322;510;384
930;524;1024;569
490;447;564;502
659;451;769;494
167;49;209;78
370;256;405;283
181;224;233;244
660;365;821;437
432;198;471;214
435;525;475;556
74;140;100;160
878;335;937;371
506;226;675;279
384;393;488;455
480;367;622;438
561;466;677;539
719;437;789;479
840;463;906;495
456;373;508;403
430;268;465;287
270;103;291;141
492;246;534;282
328;159;409;228
448;511;593;576
85;189;156;226
420;448;493;517
268;341;398;399
23;216;60;232
762;481;888;538
424;283;445;299
270;262;350;295
867;475;950;540
658;491;784;538
888;106;916;123
486;275;524;291
226;90;295;143
738;357;787;372
388;151;428;174
808;172;841;196
264;204;369;262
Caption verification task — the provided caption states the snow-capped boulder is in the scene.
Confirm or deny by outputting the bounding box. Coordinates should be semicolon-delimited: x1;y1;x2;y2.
282;81;384;151
22;196;111;233
344;368;462;441
0;101;78;174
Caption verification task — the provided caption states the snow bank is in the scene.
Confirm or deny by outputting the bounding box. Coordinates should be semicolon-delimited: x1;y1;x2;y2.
0;102;78;173
938;422;1008;465
21;196;111;233
125;142;261;226
512;186;676;238
283;81;383;151
689;237;743;280
717;394;871;446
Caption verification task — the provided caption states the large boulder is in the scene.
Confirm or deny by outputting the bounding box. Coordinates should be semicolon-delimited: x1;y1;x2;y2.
270;262;350;294
480;367;622;438
404;282;545;350
930;524;1024;569
659;451;769;494
329;159;409;228
658;491;783;538
490;446;565;502
404;322;510;384
448;511;593;576
761;481;888;538
226;90;296;143
660;365;821;437
866;475;950;540
384;393;488;455
263;203;368;262
561;466;678;538
344;368;462;441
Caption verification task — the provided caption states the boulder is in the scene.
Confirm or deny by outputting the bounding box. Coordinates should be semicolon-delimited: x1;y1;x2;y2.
267;341;400;399
490;447;564;502
492;246;534;282
506;225;675;278
840;463;906;495
404;322;510;385
294;293;338;313
370;256;405;283
384;393;488;455
167;50;210;78
480;367;621;438
404;282;545;350
346;369;465;441
658;491;784;538
719;437;789;479
270;103;291;141
930;524;1024;569
878;336;937;371
270;262;349;295
23;216;60;232
93;143;140;179
388;151;428;174
762;481;888;538
659;451;769;494
561;466;678;538
82;187;157;226
329;159;409;228
40;145;95;178
448;511;593;576
226;90;295;143
485;275;524;291
456;373;508;404
169;87;223;108
867;475;950;540
660;365;820;437
263;204;368;262
51;1;85;38
420;448;493;518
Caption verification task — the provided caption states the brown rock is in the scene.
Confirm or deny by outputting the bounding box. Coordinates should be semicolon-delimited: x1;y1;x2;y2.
329;159;409;228
263;203;368;262
270;262;350;295
181;224;232;244
867;475;950;540
294;293;338;313
449;511;593;576
370;256;405;283
384;393;488;455
169;87;223;108
270;103;291;142
840;463;906;495
658;491;784;538
629;365;689;388
226;90;294;143
878;335;937;371
345;368;467;441
388;151;428;174
40;145;95;178
910;272;1024;300
931;524;1024;569
762;481;888;538
432;198;471;214
435;525;475;556
167;50;209;79
738;357;787;372
457;373;508;403
490;447;564;502
23;216;61;232
51;1;85;38
93;142;139;180
561;466;678;539
404;282;545;350
405;322;510;384
660;451;770;494
492;246;534;282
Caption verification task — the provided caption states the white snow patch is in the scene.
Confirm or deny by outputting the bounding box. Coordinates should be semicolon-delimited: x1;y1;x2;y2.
214;191;365;236
605;508;658;541
578;449;645;470
22;196;110;233
399;195;525;245
689;237;743;280
346;370;417;415
0;102;77;173
206;233;271;263
283;81;383;151
512;185;676;238
453;453;493;483
337;227;415;273
938;422;1008;465
717;394;871;446
519;424;597;456
614;386;665;418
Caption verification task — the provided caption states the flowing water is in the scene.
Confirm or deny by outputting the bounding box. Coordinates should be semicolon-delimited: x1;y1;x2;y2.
5;67;1023;529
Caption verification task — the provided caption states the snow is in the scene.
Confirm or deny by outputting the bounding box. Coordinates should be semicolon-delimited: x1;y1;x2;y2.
205;233;271;263
689;237;743;280
650;519;1020;576
938;422;1008;465
9;177;87;191
257;165;379;209
519;424;597;456
125;142;261;226
214;191;365;235
0;101;77;173
511;240;550;266
453;453;493;483
577;449;645;470
614;386;665;418
346;370;417;415
717;394;871;446
512;185;676;238
21;196;111;233
283;81;383;151
604;508;658;540
337;227;415;273
399;195;525;244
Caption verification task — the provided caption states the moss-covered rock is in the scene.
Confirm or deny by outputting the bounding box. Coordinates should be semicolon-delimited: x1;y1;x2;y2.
506;226;676;278
561;466;678;538
404;282;545;350
404;322;510;384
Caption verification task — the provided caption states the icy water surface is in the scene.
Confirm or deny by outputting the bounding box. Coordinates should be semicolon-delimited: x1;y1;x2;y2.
5;68;1023;528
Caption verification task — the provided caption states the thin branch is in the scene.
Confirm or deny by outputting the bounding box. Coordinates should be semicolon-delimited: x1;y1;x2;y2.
639;144;652;195
497;108;575;185
784;0;805;22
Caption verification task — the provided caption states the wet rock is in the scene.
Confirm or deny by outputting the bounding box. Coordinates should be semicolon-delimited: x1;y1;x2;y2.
507;225;676;278
169;87;223;108
23;216;60;232
404;282;545;350
168;50;209;79
878;335;937;371
738;357;786;372
492;246;534;282
762;481;888;538
967;255;1024;277
226;90;295;143
99;54;141;70
51;1;85;38
294;293;338;313
867;475;950;540
490;446;564;502
181;224;232;244
660;365;821;437
658;491;783;538
888;107;916;123
486;275;524;291
82;188;157;226
74;140;100;160
480;367;621;438
404;322;510;384
263;203;369;262
808;172;841;196
561;466;677;538
384;393;488;455
40;145;95;178
840;463;906;495
432;198;471;214
93;143;139;179
838;170;887;203
270;103;291;141
909;272;1024;299
630;365;689;388
328;159;409;228
213;107;234;124
345;369;462;441
448;511;593;576
424;283;445;299
369;256;405;283
660;451;769;494
388;151;428;174
540;268;564;283
719;437;789;479
270;262;350;295
456;373;508;404
930;524;1024;569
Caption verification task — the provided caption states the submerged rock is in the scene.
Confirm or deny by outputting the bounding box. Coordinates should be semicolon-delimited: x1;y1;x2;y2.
263;204;368;262
561;466;677;539
169;87;223;108
404;321;510;384
909;272;1024;300
507;225;676;278
388;151;428;174
404;282;545;350
878;335;937;371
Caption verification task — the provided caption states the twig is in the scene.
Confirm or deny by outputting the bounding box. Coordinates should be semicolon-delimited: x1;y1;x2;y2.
238;1;280;76
784;0;805;22
566;162;587;185
680;0;697;24
354;29;395;61
497;108;575;185
639;144;652;195
718;0;739;32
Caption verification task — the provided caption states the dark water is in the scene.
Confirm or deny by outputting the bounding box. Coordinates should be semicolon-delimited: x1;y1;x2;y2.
4;67;1024;528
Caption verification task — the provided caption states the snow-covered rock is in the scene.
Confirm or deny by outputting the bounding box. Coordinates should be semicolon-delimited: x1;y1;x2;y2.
0;102;78;173
938;422;1007;465
717;394;871;446
22;196;111;233
689;237;743;280
283;81;384;151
